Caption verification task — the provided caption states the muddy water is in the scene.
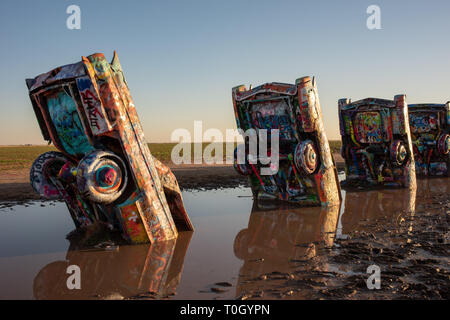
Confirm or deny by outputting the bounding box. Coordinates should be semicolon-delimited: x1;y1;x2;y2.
0;179;448;300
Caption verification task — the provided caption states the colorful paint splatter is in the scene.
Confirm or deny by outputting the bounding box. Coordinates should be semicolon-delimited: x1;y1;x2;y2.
408;103;449;176
26;52;193;244
232;78;340;207
339;96;416;188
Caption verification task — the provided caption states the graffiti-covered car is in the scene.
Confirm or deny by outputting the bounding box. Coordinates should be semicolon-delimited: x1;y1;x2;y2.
232;77;341;207
408;103;450;176
338;96;416;188
26;52;193;244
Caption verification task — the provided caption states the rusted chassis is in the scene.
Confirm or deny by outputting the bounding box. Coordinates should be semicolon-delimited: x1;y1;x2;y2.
231;77;341;207
338;95;416;189
26;52;193;244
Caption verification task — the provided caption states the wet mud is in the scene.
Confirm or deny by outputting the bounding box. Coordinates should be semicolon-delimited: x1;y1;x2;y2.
234;179;449;300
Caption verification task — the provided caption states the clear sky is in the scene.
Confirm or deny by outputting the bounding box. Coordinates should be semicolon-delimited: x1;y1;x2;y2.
0;0;449;144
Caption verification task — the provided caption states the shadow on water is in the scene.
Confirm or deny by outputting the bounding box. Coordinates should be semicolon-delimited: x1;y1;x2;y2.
0;179;448;299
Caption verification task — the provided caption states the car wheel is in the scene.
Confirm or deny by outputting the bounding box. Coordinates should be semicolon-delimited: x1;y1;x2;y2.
294;140;319;174
390;140;408;166
76;150;128;204
30;151;69;200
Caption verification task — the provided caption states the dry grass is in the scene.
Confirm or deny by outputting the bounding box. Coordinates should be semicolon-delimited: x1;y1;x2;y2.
0;145;57;171
0;141;342;172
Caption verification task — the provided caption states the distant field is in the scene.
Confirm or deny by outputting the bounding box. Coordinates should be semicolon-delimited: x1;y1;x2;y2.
0;145;57;171
0;141;342;172
328;140;341;154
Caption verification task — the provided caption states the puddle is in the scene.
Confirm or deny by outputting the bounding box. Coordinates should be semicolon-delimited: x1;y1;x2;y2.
0;179;448;300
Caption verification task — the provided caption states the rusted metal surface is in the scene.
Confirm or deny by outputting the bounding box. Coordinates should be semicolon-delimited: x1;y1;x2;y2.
232;77;341;207
408;103;450;176
26;52;193;244
338;96;416;189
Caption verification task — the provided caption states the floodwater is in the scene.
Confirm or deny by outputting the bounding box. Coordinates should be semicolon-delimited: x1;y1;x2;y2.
0;178;448;300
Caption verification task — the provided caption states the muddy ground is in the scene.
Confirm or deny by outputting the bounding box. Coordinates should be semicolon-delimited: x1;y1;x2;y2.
233;185;449;300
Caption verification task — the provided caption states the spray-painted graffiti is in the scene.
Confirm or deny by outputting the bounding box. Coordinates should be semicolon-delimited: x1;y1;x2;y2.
29;151;67;199
120;199;149;243
81;90;102;129
46;90;94;156
76;77;110;134
232;78;341;207
408;104;450;176
339;96;416;189
26;51;193;245
250;100;295;141
354;112;383;144
409;113;438;133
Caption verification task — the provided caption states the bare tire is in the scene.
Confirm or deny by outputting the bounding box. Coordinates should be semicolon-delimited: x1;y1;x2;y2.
76;150;128;204
30;151;69;200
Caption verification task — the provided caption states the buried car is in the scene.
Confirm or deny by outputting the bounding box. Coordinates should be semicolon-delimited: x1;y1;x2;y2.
26;52;193;244
231;77;341;207
338;95;416;189
408;103;450;176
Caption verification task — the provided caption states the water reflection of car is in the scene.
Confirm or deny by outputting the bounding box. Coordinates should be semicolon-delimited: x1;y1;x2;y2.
340;177;449;238
26;52;193;244
408;103;450;176
415;177;449;201
33;231;192;300
340;187;416;236
231;77;341;206
338;96;416;188
233;201;340;298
